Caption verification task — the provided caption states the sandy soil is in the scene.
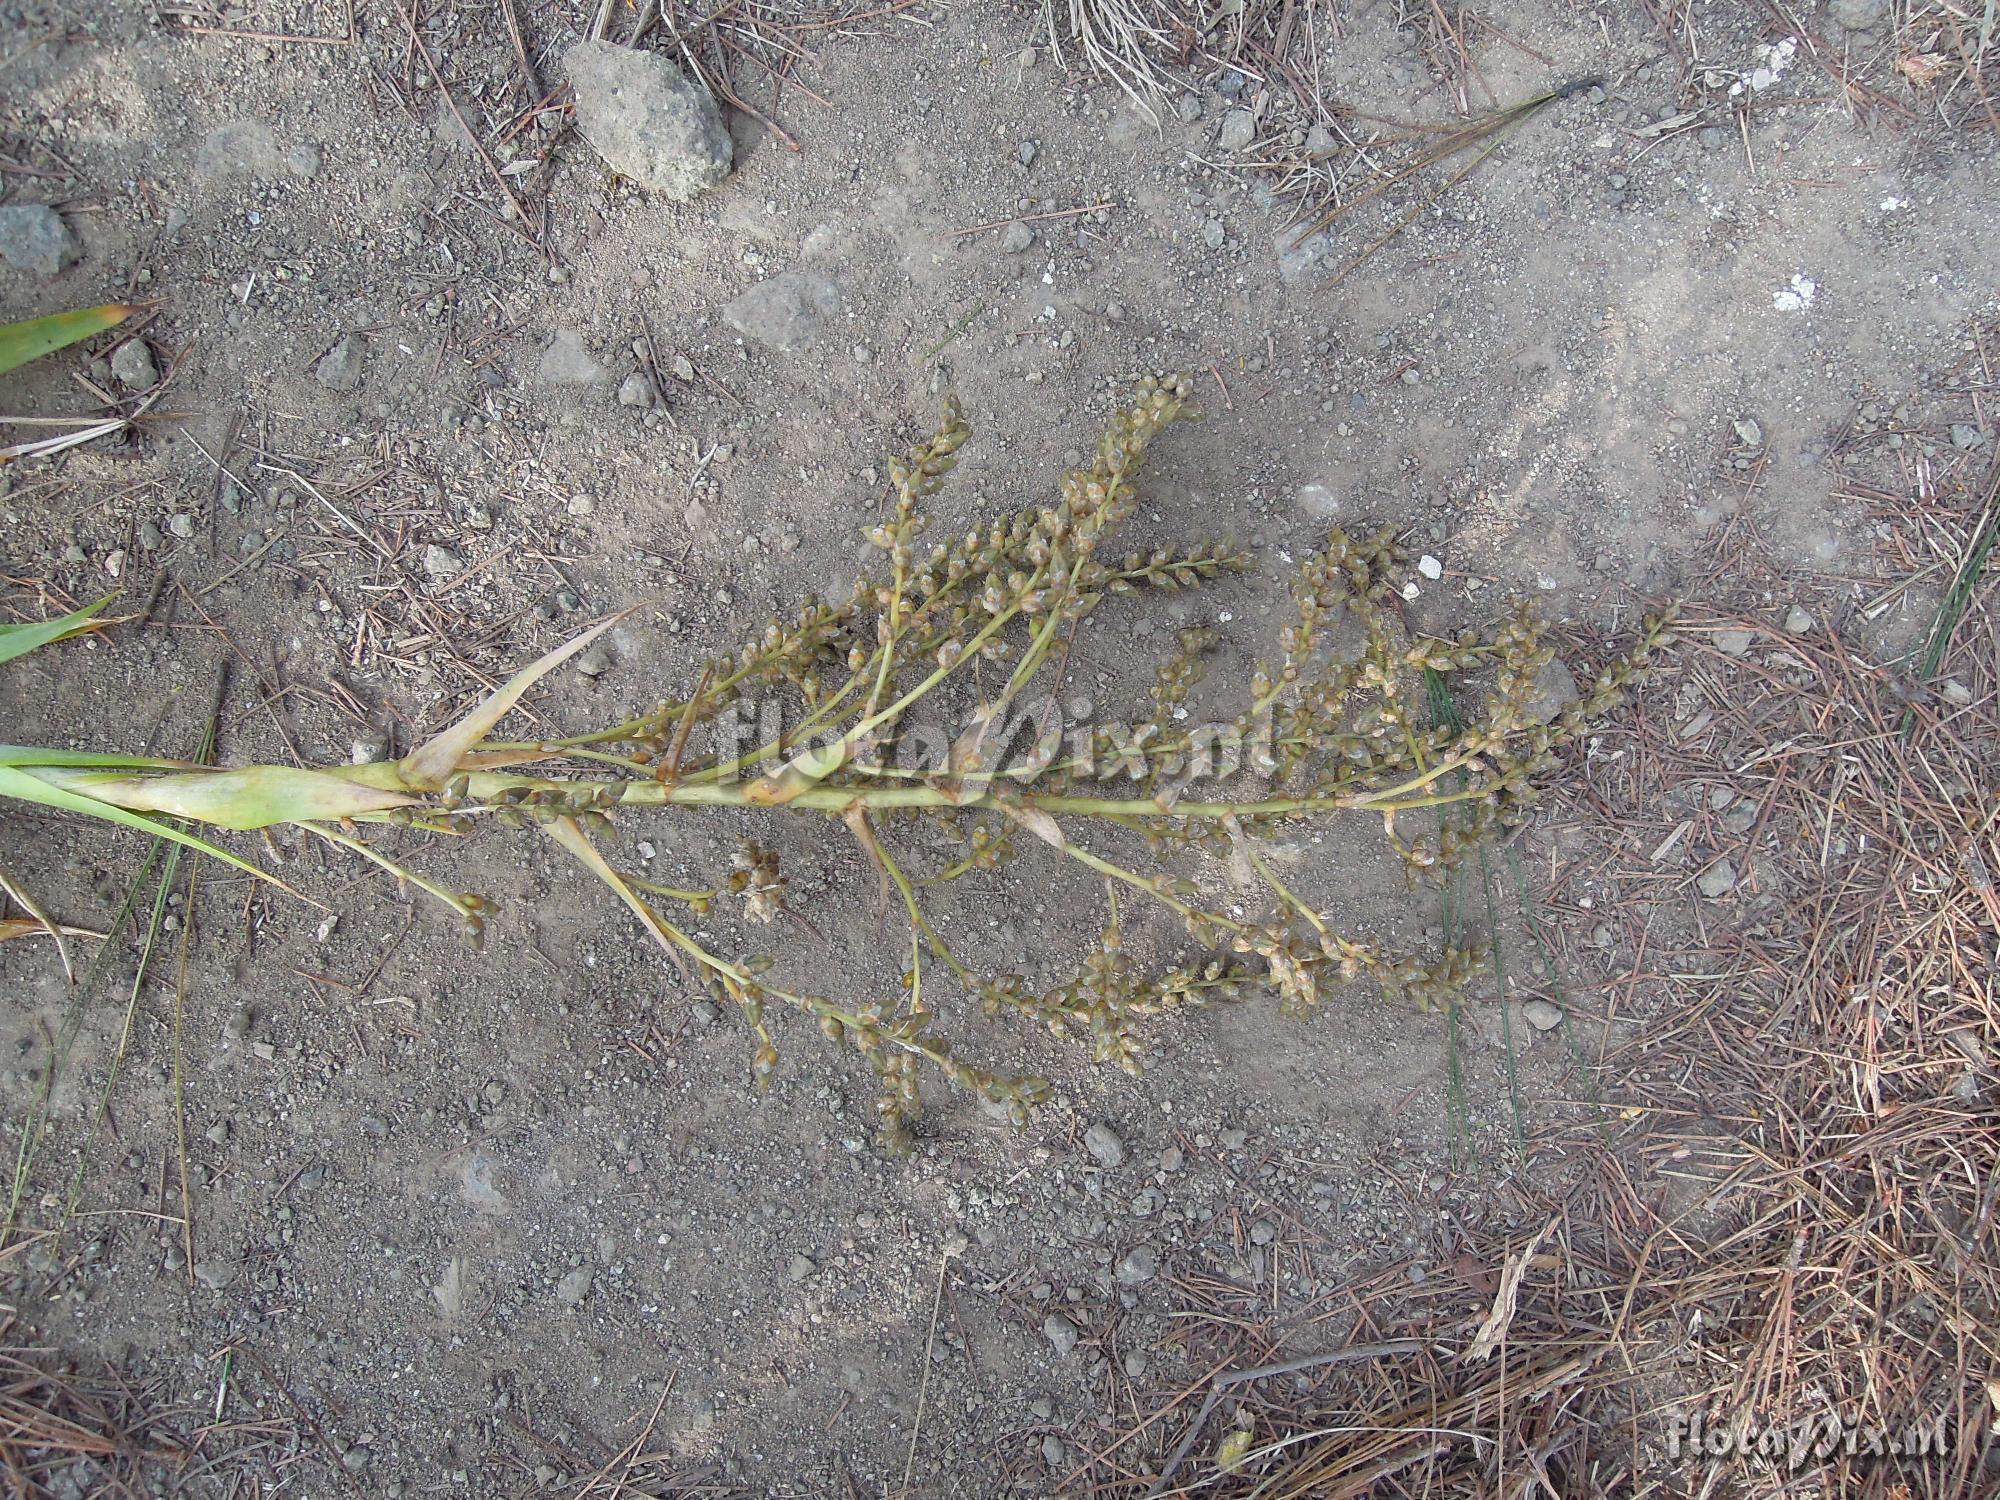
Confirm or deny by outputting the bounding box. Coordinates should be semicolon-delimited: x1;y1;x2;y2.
1;0;1995;1492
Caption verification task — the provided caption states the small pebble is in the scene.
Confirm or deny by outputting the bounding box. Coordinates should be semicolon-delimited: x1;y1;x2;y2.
1043;1314;1079;1357
1082;1123;1125;1169
1521;998;1564;1031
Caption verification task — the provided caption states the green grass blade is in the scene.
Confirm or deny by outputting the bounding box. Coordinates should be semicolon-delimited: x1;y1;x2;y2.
0;763;301;895
0;306;139;377
1424;667;1472;1161
0;595;116;668
0;745;195;770
21;763;415;829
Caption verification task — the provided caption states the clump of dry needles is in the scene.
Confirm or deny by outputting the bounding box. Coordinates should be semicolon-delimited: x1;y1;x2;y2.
5;376;1673;1146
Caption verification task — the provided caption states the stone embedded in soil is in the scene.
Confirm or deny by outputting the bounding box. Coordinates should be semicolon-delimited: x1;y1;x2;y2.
1218;108;1256;151
1951;422;1989;451
110;338;159;390
555;1266;592;1306
421;543;460;580
1081;1122;1125;1168
722;269;842;353
1042;1314;1079;1357
1040;1435;1066;1466
1782;604;1815;634
787;1254;816;1282
575;647;611;678
315;336;364;391
999;219;1034;253
539;328;614;386
1712;627;1755;656
0;204;81;276
617;371;657;408
1521;997;1564;1031
1115;1246;1156;1285
563;39;733;202
1697;859;1738;898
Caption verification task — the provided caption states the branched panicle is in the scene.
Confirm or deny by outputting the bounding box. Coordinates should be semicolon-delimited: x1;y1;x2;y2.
88;375;1673;1153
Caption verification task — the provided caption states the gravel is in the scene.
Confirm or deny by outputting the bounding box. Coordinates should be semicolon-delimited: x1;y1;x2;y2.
0;203;81;276
722;269;842;353
563;39;733;201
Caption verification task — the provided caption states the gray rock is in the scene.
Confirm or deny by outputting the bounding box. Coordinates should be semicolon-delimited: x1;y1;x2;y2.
1521;997;1564;1031
1042;1313;1079;1357
138;521;164;551
110;339;158;391
1040;1434;1066;1466
1829;0;1889;27
1218;108;1256;151
539;328;613;386
1175;94;1202;122
787;1253;816;1282
1249;1219;1276;1246
1527;658;1580;721
1950;422;1989;451
1713;627;1755;656
286;143;323;178
1941;678;1973;706
692;999;721;1024
1201;218;1225;250
617;371;656;408
1082;1123;1125;1168
194;1260;235;1290
722;269;841;353
1115;1246;1156;1285
999;220;1034;254
575;647;611;678
1696;859;1737;898
1782;604;1815;634
554;1266;592;1306
564;39;732;201
315;337;363;392
166;513;195;539
0;204;81;276
421;544;460;580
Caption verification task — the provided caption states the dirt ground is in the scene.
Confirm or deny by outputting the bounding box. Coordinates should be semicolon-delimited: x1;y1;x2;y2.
1;0;1996;1494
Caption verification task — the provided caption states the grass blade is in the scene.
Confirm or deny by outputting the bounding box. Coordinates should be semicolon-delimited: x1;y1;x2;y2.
0;306;138;377
19;763;416;829
0;595;116;668
400;613;625;789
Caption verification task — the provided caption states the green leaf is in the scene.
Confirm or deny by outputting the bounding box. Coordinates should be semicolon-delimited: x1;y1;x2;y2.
17;763;416;830
0;306;140;377
0;764;301;896
0;595;116;668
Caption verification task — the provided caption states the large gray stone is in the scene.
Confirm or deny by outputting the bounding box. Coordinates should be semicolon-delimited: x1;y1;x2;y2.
564;40;732;202
0;204;81;277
